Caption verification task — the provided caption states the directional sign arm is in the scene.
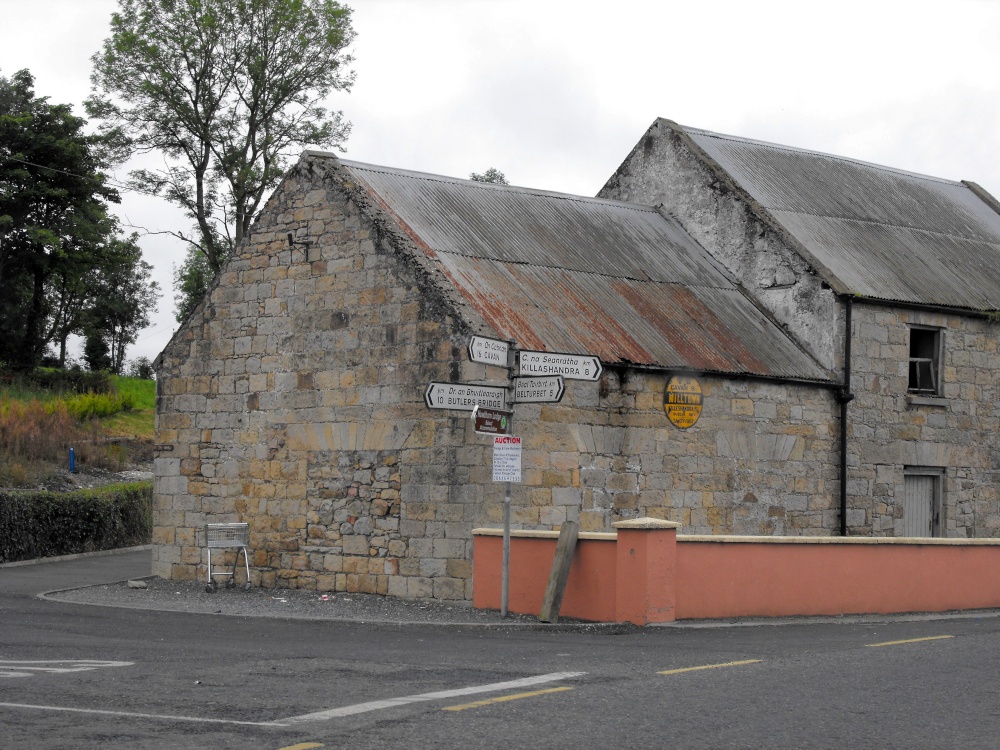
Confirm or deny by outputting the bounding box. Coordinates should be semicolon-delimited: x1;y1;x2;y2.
425;381;508;411
468;335;512;367
513;375;565;403
518;351;603;381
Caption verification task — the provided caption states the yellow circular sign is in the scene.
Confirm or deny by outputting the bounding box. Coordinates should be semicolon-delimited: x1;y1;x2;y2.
664;375;703;429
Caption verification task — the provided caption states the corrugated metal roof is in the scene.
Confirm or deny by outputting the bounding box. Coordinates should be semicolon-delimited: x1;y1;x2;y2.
684;126;1000;310
340;160;830;381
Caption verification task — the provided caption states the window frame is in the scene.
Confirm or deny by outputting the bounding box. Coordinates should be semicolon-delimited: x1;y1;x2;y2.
907;325;943;397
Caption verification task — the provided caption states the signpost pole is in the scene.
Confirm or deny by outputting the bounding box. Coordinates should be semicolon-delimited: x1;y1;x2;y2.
502;473;511;618
500;342;516;618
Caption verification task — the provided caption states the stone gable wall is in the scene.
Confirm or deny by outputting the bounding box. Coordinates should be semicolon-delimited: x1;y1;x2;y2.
153;156;479;599
598;120;842;373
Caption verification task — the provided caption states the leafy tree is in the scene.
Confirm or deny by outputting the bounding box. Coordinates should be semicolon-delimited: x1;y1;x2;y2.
126;356;155;379
83;329;113;372
0;69;121;370
88;0;357;318
83;235;160;374
173;242;214;323
470;167;509;185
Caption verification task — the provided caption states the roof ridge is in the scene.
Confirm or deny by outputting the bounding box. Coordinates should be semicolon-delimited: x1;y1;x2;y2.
337;157;659;213
683;126;963;187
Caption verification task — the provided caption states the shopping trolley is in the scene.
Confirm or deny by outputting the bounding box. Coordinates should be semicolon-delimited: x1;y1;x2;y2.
203;522;252;592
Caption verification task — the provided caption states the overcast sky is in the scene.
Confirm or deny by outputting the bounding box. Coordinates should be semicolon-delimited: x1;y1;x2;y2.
2;0;999;364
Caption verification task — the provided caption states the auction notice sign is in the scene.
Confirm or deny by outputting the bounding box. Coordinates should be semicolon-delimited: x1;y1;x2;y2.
492;435;522;483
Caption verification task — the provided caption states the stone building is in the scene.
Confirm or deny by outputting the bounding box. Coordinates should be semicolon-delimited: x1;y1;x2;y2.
153;122;1000;599
600;119;1000;538
153;152;840;598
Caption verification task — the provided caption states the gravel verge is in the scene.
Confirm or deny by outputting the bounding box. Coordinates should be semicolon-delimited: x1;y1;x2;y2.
44;576;617;630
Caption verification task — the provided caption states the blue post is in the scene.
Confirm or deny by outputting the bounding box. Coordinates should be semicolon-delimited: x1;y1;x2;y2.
69;447;76;474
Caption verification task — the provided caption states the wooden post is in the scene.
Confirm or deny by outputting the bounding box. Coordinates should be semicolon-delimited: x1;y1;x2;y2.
539;521;579;623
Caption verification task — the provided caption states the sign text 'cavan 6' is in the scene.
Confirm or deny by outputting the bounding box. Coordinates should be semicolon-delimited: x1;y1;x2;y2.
468;335;512;368
425;382;507;411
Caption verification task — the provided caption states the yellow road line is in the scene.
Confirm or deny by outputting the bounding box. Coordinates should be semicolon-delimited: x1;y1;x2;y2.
658;659;762;675
442;686;573;712
279;744;323;750
867;635;954;648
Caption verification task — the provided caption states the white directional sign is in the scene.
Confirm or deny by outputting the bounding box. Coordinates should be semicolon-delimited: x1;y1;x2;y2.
518;350;603;381
468;335;511;367
425;381;507;411
513;375;565;403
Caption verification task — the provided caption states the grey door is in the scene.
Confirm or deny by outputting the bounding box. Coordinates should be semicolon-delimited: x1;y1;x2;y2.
903;473;937;537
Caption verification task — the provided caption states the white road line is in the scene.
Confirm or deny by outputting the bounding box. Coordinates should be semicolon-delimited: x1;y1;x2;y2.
0;660;134;678
0;702;283;727
280;671;587;725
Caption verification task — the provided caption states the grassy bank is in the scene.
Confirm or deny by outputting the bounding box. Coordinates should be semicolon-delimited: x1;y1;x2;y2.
0;371;156;487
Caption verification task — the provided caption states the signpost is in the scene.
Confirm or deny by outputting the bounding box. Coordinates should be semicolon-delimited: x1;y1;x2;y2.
513;375;565;404
425;382;507;411
518;350;603;381
494;431;520;618
424;336;605;618
468;335;512;368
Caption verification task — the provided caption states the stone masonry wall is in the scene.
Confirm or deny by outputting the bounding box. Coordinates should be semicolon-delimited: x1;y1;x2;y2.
526;371;840;536
846;303;1000;537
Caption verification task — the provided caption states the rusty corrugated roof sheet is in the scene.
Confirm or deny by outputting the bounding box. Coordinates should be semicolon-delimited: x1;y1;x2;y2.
340;159;830;382
682;125;1000;310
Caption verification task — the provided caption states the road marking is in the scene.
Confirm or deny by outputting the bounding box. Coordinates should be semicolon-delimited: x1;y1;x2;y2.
279;671;586;725
658;659;762;675
867;635;954;648
442;686;573;712
279;744;324;750
0;660;134;678
0;702;283;727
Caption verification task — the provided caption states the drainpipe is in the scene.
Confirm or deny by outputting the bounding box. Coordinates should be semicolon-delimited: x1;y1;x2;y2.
838;297;855;535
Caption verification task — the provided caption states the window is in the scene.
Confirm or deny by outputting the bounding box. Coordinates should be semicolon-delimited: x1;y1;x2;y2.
908;327;941;395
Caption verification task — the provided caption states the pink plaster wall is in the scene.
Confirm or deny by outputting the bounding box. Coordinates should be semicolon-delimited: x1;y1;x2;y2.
473;527;1000;624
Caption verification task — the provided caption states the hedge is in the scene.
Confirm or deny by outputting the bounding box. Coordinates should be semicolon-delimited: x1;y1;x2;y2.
0;481;152;563
0;368;114;395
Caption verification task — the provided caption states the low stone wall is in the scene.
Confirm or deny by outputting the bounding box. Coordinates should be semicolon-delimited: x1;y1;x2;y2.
473;520;1000;624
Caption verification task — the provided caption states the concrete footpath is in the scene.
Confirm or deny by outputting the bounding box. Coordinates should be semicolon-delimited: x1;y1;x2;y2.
0;546;153;596
0;547;557;628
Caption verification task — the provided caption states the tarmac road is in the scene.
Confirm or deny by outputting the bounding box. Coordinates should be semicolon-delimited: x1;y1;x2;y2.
3;549;1000;749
